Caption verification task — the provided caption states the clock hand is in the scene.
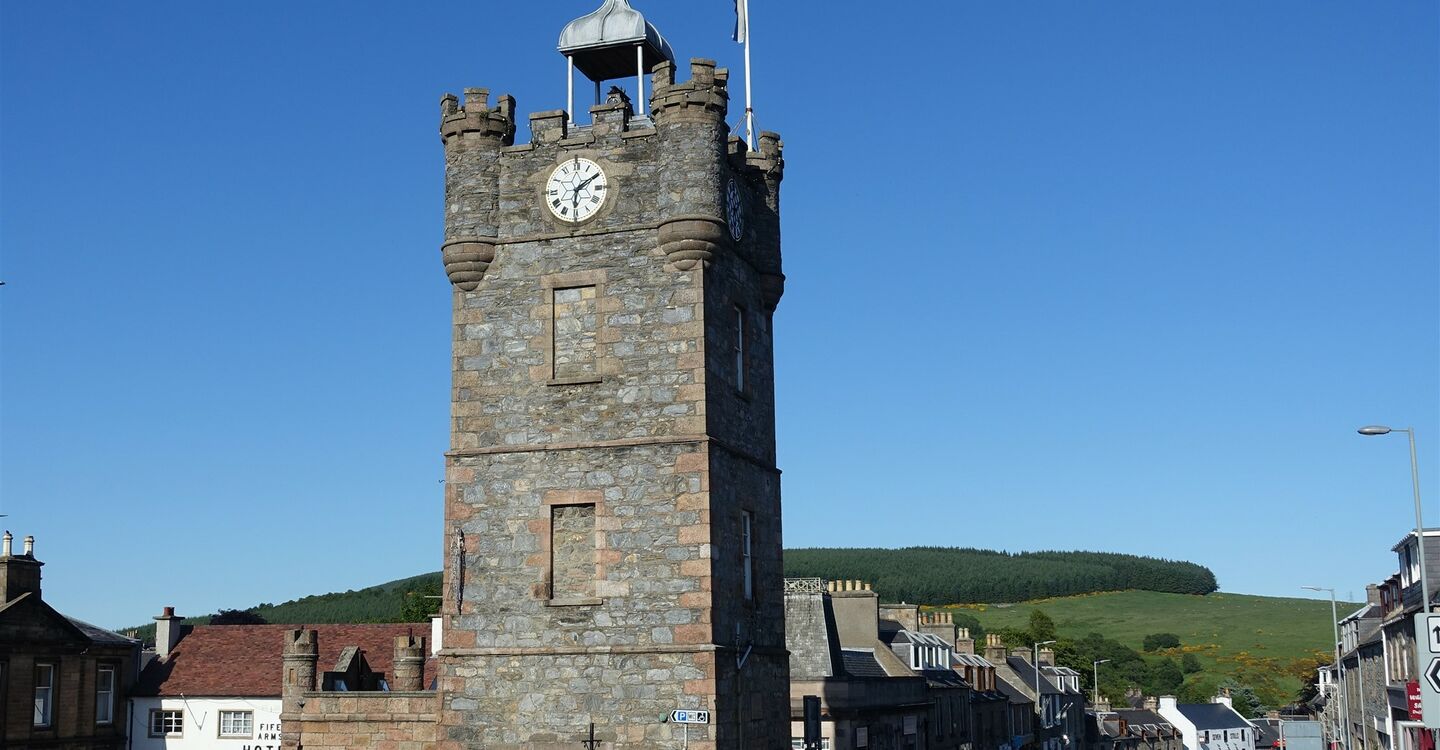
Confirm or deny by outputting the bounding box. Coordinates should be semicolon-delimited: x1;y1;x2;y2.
575;173;600;191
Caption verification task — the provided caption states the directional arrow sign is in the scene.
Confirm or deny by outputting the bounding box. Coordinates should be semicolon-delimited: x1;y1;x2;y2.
1414;614;1440;729
670;710;711;725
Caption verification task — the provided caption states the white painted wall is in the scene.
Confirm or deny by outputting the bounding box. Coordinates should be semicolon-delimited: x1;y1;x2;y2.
130;697;283;750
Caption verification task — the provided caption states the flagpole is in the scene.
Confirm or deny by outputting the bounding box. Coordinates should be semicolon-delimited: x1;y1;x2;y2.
742;0;755;150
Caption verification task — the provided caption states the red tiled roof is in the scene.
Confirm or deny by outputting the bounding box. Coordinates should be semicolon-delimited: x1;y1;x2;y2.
134;624;435;697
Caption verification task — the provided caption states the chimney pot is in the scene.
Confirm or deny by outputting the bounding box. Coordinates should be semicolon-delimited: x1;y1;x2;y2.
162;606;175;618
864;582;872;591
22;535;34;555
1;531;10;557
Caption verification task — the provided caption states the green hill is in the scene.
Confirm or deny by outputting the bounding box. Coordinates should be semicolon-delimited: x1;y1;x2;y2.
784;547;1218;603
939;590;1353;710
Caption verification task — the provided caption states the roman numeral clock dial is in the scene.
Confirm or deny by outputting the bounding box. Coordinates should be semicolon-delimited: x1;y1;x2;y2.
544;157;610;223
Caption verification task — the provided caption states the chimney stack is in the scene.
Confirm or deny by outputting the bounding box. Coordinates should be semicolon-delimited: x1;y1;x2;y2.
984;633;1007;663
154;606;187;658
1038;647;1055;667
919;609;956;644
955;627;976;655
1157;696;1175;712
0;531;44;602
829;580;880;648
1367;584;1381;607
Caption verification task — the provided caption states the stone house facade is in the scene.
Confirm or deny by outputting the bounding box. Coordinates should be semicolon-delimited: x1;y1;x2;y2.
0;532;139;750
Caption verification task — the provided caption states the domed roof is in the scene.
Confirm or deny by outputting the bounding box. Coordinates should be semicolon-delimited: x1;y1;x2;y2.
558;0;675;82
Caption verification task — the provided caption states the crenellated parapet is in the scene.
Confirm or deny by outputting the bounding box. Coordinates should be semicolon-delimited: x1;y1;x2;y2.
650;58;729;125
439;88;516;147
439;89;516;291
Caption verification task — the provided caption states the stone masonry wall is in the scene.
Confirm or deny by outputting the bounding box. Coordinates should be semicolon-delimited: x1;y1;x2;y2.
288;692;438;750
439;57;787;750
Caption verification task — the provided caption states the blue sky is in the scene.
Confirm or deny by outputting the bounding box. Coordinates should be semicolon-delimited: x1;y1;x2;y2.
1;1;1435;628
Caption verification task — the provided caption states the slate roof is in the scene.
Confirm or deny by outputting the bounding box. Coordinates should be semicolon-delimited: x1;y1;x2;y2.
1006;656;1062;694
1115;709;1176;738
996;676;1034;705
66;616;139;646
784;587;842;679
921;668;969;689
1251;718;1282;748
839;649;889;678
134;624;435;697
1176;703;1252;730
954;653;993;668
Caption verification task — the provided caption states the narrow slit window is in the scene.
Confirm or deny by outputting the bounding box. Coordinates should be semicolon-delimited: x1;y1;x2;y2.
733;306;746;392
742;510;754;600
551;503;597;600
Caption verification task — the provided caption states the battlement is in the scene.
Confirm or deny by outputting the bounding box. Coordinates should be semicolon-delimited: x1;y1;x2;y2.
440;88;516;147
650;58;730;123
283;628;319;657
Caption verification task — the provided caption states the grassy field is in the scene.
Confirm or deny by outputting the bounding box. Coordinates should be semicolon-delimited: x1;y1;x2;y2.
941;590;1356;705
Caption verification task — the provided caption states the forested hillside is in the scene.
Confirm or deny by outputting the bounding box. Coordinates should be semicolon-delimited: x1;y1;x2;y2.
783;547;1218;603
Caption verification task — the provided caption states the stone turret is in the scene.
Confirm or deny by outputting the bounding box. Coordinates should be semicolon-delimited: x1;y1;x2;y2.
281;629;319;707
653;59;730;271
439;89;517;290
733;129;786;310
392;634;426;692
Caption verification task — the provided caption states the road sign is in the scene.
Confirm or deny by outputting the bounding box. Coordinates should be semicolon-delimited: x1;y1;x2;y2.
670;710;710;725
1413;614;1440;728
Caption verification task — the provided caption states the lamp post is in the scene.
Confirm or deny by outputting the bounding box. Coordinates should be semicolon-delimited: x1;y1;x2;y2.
1358;426;1429;614
1092;659;1111;706
1304;585;1347;750
1035;640;1056;734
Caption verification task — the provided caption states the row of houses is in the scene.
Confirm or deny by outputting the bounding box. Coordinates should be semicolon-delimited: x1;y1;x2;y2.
3;535;1298;750
781;577;1281;750
1310;529;1440;750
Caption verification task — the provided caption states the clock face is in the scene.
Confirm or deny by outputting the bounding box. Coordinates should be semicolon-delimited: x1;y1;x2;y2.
545;157;609;223
725;178;745;241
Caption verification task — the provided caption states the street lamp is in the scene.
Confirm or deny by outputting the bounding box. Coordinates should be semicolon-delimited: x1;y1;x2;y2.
1035;640;1056;733
1093;659;1111;706
1358;425;1429;614
1304;585;1347;750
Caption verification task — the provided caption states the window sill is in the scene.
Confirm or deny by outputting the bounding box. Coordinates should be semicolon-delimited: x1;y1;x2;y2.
546;597;603;607
548;375;604;387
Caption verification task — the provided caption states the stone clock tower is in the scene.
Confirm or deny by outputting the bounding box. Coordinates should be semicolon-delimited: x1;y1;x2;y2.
434;2;787;748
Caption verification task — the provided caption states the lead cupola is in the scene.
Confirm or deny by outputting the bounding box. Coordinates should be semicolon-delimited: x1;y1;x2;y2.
558;0;674;123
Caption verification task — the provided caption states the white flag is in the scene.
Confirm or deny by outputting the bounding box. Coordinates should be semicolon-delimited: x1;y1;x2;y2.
733;0;749;44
